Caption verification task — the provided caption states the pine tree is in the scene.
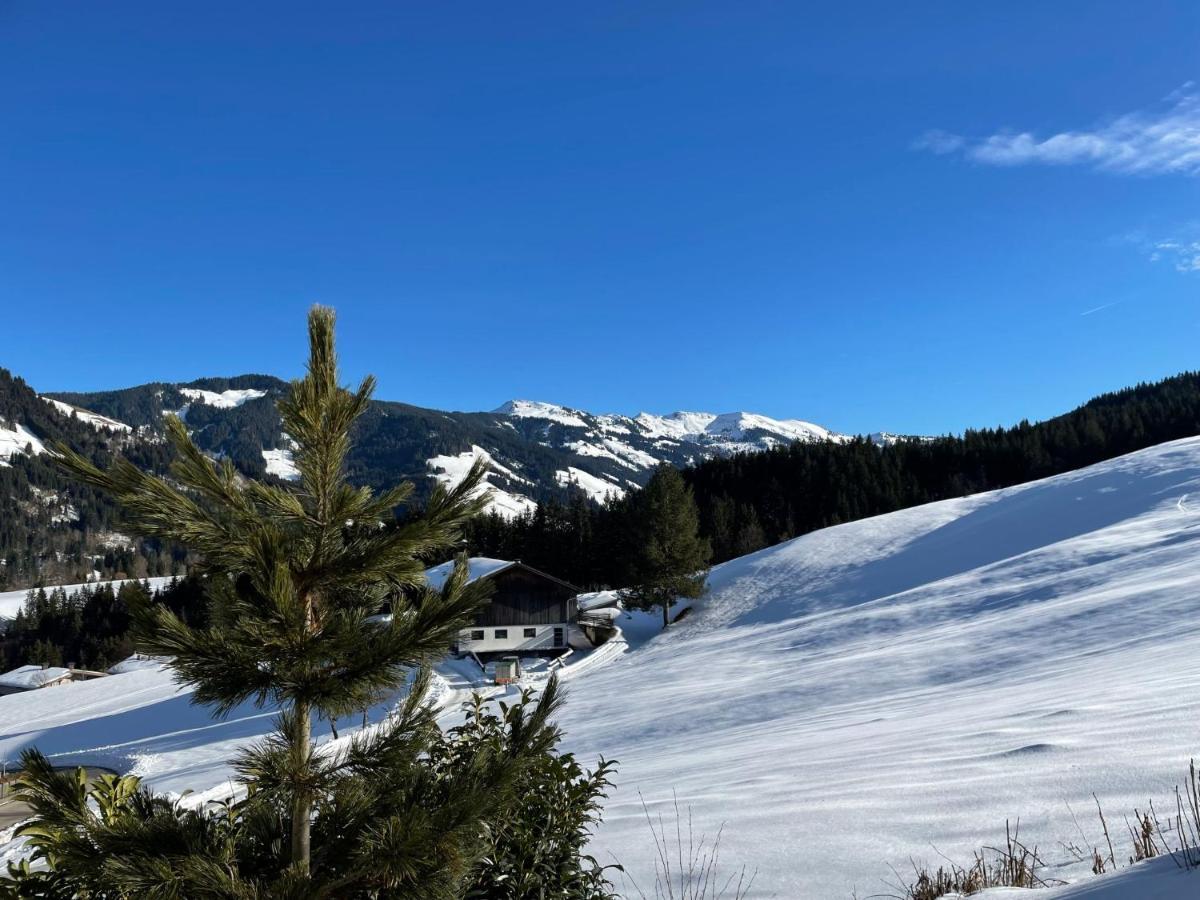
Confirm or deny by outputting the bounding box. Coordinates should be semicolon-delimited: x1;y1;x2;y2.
619;464;710;628
43;306;505;890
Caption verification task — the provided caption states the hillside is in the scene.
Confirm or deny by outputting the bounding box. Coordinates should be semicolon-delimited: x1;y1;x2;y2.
555;436;1200;897
4;437;1200;895
0;370;183;590
466;370;1200;587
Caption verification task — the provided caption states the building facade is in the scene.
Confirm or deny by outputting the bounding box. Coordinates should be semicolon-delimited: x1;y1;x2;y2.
426;558;580;655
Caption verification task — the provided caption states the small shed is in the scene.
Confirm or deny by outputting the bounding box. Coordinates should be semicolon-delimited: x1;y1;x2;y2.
0;664;109;696
0;665;73;696
494;656;521;685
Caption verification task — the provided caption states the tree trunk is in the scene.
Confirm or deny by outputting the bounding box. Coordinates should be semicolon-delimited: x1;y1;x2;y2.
662;600;670;628
291;698;312;873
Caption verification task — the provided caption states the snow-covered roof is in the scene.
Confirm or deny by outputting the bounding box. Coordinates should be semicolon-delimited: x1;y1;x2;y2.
423;557;516;591
107;655;170;675
577;589;621;612
0;664;72;690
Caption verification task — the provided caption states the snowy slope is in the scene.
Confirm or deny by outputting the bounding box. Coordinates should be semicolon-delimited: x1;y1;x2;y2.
0;576;177;620
480;398;868;507
49;371;917;515
556;436;1200;897
178;387;267;409
41;398;132;433
635;409;839;445
261;447;300;480
0;422;45;465
555;466;626;502
494;400;590;429
426;445;538;519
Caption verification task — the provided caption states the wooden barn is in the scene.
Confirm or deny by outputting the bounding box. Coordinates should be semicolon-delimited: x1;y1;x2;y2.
424;557;580;655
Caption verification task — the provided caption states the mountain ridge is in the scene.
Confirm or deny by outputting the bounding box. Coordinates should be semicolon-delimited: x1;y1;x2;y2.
41;376;882;517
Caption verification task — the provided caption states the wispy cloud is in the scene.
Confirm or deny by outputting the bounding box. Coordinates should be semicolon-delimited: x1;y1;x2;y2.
912;130;965;155
1079;301;1120;317
1150;238;1200;272
919;86;1200;176
1119;226;1200;274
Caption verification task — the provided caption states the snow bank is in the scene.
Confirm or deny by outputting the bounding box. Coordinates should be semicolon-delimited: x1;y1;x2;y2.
979;855;1198;898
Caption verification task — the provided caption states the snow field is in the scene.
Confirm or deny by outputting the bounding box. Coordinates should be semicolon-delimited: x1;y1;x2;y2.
426;444;538;519
557;437;1200;897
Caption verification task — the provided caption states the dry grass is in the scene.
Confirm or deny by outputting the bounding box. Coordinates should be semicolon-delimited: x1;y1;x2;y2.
1167;758;1200;870
1065;761;1200;874
869;819;1059;899
618;791;757;900
871;758;1200;899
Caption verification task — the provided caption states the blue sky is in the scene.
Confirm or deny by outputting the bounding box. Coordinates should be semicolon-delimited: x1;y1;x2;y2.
2;2;1199;435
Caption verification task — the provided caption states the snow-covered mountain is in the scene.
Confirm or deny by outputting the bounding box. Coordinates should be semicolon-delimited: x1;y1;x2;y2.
43;376;888;519
478;399;855;512
495;398;843;455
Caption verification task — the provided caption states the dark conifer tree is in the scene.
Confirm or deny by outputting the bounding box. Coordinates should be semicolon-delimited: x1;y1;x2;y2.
619;465;711;628
32;307;537;893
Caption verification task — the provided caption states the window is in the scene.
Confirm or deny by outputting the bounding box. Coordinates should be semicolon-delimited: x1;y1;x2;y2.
470;630;484;641
494;629;508;639
524;627;537;638
553;627;565;647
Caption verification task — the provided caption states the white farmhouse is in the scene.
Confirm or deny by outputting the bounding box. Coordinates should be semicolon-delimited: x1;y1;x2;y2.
426;557;581;656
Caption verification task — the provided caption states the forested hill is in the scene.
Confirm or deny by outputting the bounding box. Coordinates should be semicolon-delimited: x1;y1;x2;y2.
463;371;1200;588
47;376;865;512
50;375;292;480
686;371;1200;558
0;370;181;589
3;367;851;589
47;376;621;505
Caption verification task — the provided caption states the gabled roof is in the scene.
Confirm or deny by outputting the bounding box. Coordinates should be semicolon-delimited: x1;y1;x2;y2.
423;557;581;594
424;557;516;591
0;664;72;690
